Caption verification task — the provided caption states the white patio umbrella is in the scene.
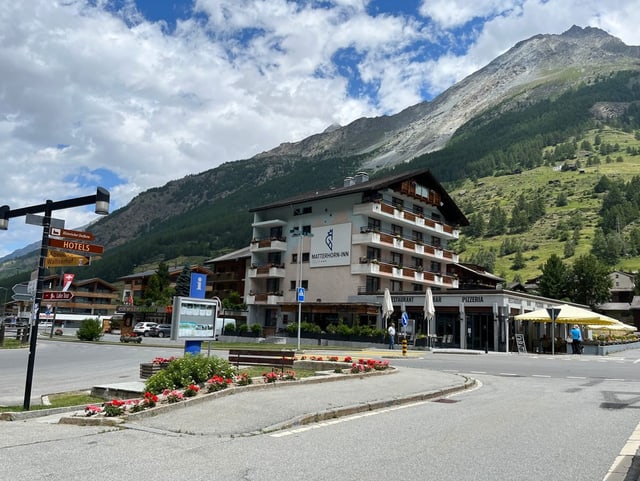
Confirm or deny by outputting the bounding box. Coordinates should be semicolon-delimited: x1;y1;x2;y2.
424;287;435;332
382;288;394;322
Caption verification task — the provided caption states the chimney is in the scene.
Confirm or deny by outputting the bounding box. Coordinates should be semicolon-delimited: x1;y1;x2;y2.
354;171;369;184
343;176;355;187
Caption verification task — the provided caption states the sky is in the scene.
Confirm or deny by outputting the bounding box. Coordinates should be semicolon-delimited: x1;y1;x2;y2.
1;0;639;258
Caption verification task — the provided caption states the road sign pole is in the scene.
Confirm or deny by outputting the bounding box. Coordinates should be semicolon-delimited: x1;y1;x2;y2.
24;201;51;410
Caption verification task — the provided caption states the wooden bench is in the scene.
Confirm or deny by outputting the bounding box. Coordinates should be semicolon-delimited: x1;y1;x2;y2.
228;349;295;371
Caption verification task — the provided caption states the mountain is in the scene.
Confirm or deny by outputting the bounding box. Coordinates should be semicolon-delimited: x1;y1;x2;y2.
254;25;640;170
2;25;640;285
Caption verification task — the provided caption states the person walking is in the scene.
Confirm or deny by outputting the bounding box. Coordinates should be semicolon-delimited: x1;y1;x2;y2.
570;324;583;354
388;322;396;349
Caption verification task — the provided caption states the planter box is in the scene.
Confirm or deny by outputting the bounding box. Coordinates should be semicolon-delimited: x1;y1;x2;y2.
139;363;167;379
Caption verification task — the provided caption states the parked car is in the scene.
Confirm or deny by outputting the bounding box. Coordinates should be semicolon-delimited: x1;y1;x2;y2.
133;322;158;337
149;324;171;338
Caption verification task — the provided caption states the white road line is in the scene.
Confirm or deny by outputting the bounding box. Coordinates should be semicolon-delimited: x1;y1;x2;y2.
470;371;486;374
567;376;587;379
498;373;518;376
532;374;551;378
271;379;485;438
604;378;625;382
634;358;640;364
270;400;429;437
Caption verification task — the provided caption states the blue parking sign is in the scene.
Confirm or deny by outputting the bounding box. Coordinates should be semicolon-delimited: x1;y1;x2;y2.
297;287;305;302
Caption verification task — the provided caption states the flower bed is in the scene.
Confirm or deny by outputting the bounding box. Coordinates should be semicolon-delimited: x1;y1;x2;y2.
72;354;391;423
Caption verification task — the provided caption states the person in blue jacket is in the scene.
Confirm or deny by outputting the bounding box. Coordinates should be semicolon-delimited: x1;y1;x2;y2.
570;324;583;354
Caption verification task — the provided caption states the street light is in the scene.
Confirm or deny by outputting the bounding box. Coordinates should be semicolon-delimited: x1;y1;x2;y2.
290;226;313;351
0;187;110;410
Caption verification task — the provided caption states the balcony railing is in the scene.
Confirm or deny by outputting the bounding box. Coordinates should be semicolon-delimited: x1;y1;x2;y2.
353;201;459;239
354;227;459;263
249;237;287;253
248;264;286;278
246;291;284;305
351;259;458;288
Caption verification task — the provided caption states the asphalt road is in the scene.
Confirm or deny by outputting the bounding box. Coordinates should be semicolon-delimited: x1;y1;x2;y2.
1;359;639;481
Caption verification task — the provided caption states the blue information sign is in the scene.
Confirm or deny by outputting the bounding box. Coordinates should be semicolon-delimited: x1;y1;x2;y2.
297;287;305;302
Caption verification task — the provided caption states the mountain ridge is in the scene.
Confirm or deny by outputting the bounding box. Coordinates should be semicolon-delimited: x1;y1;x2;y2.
2;25;640;283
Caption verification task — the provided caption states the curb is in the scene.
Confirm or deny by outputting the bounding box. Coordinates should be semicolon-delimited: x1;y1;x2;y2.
43;367;400;426
256;375;476;435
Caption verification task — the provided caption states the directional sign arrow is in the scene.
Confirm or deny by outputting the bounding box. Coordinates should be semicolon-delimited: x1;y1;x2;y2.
42;291;74;301
45;254;91;268
50;227;95;241
48;238;104;254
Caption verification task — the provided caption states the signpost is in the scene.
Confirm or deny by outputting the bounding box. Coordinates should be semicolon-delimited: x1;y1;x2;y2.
45;253;91;267
48;238;104;254
546;307;561;355
42;291;74;301
50;227;94;241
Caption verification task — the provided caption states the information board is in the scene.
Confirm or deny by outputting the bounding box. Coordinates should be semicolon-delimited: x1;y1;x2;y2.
515;333;527;354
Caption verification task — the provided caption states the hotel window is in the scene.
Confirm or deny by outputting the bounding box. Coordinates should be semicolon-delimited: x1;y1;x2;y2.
391;252;403;266
368;217;381;231
412;230;423;243
392;224;403;237
390;280;403;292
392;197;404;209
289;280;309;290
412;283;424;292
366;276;380;293
367;246;381;260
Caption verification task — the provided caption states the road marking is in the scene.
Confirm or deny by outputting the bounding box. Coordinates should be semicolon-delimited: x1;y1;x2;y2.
567;376;587;379
604;378;625;382
270;400;429;437
470;371;486;374
532;374;551;378
270;380;484;438
498;372;518;376
634;359;640;364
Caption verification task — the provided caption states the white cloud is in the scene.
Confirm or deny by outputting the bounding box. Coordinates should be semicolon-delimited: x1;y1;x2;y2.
0;0;639;256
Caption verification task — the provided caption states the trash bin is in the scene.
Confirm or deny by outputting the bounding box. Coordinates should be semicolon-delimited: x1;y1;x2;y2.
184;340;201;355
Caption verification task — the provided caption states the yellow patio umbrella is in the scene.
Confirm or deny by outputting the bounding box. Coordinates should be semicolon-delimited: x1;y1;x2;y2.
515;304;617;355
514;304;617;325
588;320;637;333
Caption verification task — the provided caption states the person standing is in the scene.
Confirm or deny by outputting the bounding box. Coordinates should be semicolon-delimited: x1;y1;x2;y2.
570;324;582;354
388;322;396;349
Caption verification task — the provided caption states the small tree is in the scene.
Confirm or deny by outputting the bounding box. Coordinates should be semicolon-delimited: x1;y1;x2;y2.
76;318;103;341
175;266;192;297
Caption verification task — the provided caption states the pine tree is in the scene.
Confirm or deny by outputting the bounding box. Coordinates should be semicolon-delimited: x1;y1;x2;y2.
175;265;192;297
538;254;569;300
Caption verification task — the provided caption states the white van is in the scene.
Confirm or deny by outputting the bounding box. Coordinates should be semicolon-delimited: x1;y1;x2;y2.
215;318;236;338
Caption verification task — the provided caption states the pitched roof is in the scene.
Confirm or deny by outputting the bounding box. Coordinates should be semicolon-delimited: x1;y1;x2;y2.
249;168;469;226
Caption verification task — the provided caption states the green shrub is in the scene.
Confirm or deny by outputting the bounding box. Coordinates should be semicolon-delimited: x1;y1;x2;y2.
250;323;262;334
145;354;235;394
223;322;236;334
76;318;103;341
237;323;248;334
286;322;321;336
336;323;353;337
